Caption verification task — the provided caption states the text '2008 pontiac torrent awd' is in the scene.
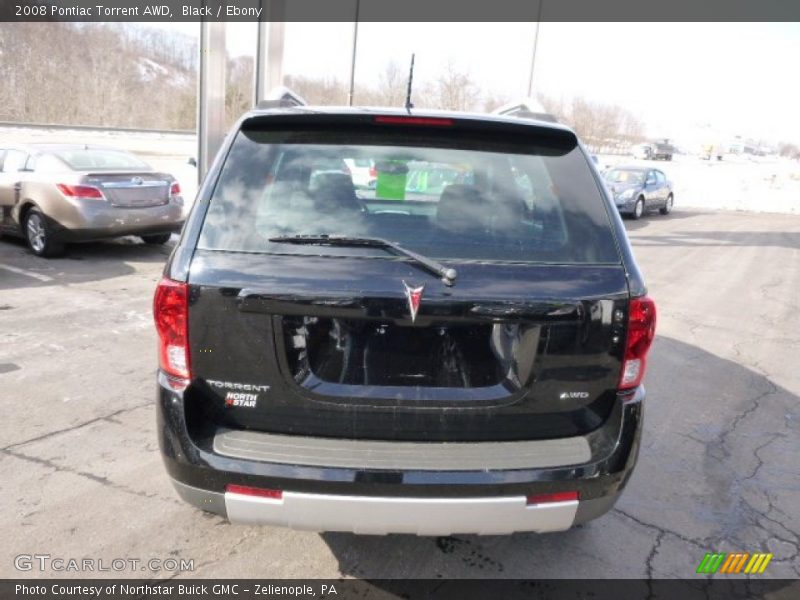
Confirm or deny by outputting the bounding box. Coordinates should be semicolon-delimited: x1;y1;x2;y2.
154;106;656;536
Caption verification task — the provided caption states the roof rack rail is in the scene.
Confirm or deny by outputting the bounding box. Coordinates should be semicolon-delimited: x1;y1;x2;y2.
256;86;307;109
492;98;558;123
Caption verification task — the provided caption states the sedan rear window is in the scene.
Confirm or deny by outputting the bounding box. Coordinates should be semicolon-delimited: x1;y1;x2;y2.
55;149;149;171
605;169;644;185
198;125;620;265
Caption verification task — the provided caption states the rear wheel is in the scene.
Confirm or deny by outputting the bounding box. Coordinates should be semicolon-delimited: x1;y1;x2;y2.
631;197;645;220
25;208;65;258
660;194;673;215
140;233;172;245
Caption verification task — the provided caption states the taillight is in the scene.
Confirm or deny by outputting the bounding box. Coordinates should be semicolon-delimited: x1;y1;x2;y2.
56;183;104;199
619;296;657;390
153;277;190;380
526;491;579;505
169;182;181;197
225;484;283;500
374;115;453;127
369;165;377;178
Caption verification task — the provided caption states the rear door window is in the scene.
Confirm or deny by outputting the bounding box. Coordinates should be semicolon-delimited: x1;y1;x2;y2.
198;124;620;265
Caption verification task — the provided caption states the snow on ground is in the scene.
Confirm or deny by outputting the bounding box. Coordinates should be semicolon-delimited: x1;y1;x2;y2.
3;125;799;215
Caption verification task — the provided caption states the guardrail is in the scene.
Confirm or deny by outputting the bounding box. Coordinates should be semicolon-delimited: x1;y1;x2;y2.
0;121;195;136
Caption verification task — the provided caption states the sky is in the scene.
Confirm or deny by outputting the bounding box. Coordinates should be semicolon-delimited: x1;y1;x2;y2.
147;22;800;144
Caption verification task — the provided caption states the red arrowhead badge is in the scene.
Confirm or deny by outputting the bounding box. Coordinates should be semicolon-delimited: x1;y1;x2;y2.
402;281;425;323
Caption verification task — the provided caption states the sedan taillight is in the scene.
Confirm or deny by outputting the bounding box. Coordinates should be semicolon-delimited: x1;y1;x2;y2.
619;296;656;390
153;277;190;380
169;182;181;197
56;184;104;199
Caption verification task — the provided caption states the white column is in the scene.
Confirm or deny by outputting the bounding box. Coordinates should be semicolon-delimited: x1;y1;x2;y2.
197;21;227;183
254;1;286;105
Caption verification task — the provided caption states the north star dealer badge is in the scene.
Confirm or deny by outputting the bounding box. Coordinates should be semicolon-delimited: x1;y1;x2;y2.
225;392;257;408
205;379;269;409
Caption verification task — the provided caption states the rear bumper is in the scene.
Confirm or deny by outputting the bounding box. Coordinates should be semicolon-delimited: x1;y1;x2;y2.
46;198;185;241
173;479;622;535
158;376;644;535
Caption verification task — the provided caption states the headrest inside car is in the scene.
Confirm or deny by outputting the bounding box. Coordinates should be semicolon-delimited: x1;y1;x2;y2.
436;184;487;232
309;172;362;214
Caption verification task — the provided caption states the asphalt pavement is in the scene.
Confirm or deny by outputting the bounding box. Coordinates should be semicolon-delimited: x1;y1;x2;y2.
1;209;798;580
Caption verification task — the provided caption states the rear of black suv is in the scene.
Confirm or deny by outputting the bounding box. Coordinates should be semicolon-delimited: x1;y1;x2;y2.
154;108;656;535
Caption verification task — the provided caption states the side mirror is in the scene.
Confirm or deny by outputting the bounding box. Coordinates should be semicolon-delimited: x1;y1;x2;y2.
187;157;197;167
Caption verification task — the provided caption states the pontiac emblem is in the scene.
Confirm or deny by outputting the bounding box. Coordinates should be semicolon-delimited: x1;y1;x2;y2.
402;281;425;323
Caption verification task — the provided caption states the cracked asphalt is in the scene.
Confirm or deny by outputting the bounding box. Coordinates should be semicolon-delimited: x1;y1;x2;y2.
1;209;798;580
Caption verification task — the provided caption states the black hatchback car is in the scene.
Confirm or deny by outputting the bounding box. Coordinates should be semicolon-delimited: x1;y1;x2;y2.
154;107;656;535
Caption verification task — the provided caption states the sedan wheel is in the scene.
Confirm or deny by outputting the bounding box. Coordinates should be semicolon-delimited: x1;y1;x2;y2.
26;214;46;253
660;194;673;215
632;197;644;220
24;209;65;258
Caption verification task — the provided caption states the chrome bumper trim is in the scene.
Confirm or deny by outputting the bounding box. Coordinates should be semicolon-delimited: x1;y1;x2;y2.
213;429;591;471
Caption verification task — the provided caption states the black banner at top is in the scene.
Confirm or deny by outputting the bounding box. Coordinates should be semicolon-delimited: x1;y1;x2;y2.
2;0;800;22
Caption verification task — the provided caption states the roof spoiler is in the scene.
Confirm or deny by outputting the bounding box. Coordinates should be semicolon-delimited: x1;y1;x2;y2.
492;98;558;123
256;86;307;109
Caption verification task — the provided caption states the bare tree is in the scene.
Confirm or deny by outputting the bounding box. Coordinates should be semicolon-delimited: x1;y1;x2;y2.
0;23;198;129
375;60;406;107
778;142;800;159
619;111;645;143
226;55;254;127
482;92;510;113
537;92;569;122
535;92;644;151
568;96;600;141
427;61;480;111
284;74;348;106
0;24;655;147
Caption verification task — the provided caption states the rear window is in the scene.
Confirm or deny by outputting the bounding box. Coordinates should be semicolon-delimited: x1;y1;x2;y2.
198;124;620;265
55;149;149;171
605;169;644;184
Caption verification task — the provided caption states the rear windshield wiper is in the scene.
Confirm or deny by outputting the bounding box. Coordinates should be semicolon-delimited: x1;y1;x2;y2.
268;234;458;286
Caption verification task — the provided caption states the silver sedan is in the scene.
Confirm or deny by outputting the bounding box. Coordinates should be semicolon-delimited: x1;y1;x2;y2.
0;144;185;257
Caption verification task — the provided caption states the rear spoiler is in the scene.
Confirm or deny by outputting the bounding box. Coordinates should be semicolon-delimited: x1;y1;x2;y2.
240;113;577;156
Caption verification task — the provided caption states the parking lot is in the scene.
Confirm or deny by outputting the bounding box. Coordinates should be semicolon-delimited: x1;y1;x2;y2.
1;209;798;579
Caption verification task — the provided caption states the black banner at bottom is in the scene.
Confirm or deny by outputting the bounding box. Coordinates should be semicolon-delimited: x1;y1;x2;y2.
3;579;799;600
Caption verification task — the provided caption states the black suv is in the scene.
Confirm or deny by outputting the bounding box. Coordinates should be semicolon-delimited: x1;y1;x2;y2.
154;107;656;535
